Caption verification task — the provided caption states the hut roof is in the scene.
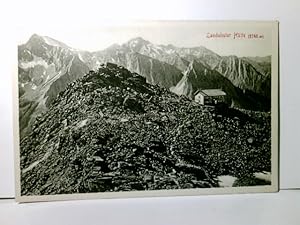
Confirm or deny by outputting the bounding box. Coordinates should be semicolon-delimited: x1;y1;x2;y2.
195;89;226;97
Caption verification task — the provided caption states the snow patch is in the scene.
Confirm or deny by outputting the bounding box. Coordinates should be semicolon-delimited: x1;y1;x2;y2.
166;49;175;54
76;119;89;128
22;147;53;174
19;55;49;69
218;175;237;187
151;46;160;55
78;52;84;62
130;39;138;48
43;36;65;48
254;171;271;182
25;49;31;54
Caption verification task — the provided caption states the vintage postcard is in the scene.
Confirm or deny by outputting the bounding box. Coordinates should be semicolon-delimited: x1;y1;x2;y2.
14;21;279;202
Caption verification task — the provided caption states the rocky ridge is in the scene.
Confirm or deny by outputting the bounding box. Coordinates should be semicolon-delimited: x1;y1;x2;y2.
20;63;271;195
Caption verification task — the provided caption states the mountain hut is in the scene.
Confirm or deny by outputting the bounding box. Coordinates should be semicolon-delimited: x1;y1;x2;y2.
194;89;227;105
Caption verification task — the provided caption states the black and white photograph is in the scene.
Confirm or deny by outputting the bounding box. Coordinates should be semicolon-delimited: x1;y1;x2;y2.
15;21;279;202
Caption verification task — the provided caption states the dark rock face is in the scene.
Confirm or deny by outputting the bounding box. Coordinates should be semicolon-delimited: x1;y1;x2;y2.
45;56;90;107
125;52;183;88
215;56;271;99
20;64;271;195
172;60;237;99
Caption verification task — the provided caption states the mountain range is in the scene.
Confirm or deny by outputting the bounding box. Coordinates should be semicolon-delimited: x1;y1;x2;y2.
18;34;271;136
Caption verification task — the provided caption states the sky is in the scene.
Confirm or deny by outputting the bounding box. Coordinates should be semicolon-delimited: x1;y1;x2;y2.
18;21;276;57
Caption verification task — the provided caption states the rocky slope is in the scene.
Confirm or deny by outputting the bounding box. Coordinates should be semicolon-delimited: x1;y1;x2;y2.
20;63;271;195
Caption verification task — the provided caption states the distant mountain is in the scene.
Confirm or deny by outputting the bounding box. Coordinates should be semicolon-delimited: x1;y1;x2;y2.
124;52;183;88
171;60;235;99
214;56;269;95
94;40;184;88
244;56;271;76
112;37;221;71
18;34;90;135
94;37;271;101
18;34;272;136
103;37;270;100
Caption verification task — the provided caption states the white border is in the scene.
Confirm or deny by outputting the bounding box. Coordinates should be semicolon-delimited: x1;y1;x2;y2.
14;20;279;203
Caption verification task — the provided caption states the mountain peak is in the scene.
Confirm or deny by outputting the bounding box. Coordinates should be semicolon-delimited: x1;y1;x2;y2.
104;43;121;51
124;37;151;50
26;33;44;44
25;34;70;49
128;37;149;43
30;33;42;39
165;43;176;49
42;36;70;48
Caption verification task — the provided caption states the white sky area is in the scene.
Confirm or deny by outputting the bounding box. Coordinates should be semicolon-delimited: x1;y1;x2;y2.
18;21;274;57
